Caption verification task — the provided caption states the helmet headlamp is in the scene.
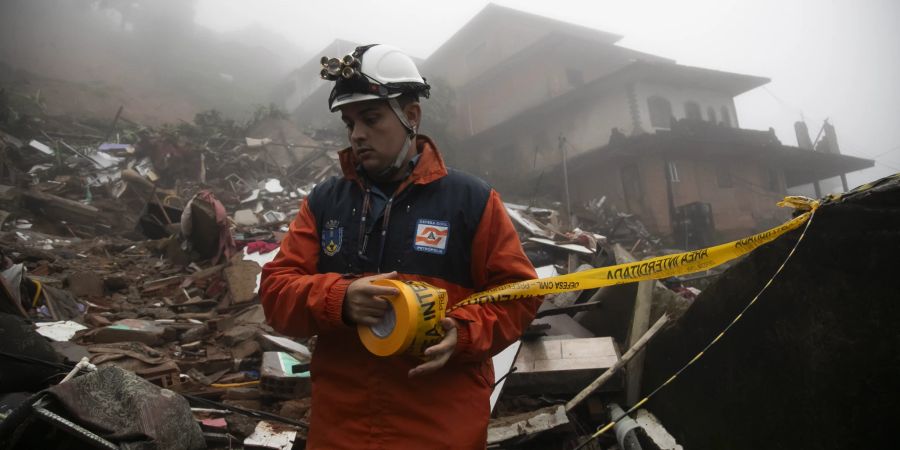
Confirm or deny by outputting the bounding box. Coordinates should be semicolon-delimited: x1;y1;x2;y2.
320;53;362;81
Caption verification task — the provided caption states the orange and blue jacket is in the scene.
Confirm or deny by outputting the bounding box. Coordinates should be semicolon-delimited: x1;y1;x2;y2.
260;136;539;449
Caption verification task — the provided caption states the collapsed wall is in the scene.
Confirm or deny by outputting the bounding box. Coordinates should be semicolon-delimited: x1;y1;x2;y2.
641;174;900;449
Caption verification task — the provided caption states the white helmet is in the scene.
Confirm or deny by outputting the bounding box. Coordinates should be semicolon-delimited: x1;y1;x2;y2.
322;44;430;113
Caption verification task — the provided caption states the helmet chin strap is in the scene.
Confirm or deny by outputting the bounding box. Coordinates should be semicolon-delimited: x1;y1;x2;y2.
373;98;417;180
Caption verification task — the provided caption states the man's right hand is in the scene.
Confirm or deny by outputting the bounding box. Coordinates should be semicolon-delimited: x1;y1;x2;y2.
342;271;399;326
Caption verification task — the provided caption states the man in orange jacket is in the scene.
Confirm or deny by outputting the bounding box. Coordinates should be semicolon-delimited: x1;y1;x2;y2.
259;44;540;449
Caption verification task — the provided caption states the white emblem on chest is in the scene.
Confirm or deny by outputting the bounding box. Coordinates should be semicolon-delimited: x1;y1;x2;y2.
414;219;450;255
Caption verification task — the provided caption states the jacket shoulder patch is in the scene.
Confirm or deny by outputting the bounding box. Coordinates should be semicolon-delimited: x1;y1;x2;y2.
322;219;343;256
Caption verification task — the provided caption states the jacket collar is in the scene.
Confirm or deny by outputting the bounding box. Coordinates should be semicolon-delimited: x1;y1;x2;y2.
337;134;448;187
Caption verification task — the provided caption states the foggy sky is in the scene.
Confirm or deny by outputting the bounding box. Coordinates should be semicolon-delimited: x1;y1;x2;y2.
195;0;900;187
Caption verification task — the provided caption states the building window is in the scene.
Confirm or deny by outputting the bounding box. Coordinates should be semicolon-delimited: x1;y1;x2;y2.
707;107;718;124
621;164;642;209
684;101;702;121
667;161;680;183
716;163;733;188
647;96;673;129
766;168;782;192
721;106;732;127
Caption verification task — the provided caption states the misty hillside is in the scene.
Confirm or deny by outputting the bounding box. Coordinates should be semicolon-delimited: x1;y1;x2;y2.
0;0;309;125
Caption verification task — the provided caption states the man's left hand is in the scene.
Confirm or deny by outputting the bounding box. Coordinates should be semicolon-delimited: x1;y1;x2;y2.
408;318;458;378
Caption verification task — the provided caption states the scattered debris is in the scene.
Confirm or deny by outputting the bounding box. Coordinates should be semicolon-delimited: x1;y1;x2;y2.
243;420;300;450
33;320;87;342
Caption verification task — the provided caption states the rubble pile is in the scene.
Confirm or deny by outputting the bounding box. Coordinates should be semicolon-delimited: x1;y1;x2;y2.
0;102;696;449
0;105;340;448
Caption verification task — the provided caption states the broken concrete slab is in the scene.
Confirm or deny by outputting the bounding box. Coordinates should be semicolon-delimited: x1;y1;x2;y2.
234;209;260;227
635;409;682;450
221;325;258;347
34;320;88;341
234;304;266;325
224;254;261;304
487;405;570;445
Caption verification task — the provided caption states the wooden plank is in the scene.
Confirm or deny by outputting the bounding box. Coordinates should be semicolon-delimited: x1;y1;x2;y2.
515;339;563;370
626;279;654;405
506;337;621;395
562;338;617;359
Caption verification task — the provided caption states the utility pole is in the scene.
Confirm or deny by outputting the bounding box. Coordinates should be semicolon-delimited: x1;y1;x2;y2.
559;135;578;273
559;135;574;228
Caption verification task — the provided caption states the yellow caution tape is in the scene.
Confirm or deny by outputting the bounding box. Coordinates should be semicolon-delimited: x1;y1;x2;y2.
360;197;819;359
449;196;819;313
358;279;447;358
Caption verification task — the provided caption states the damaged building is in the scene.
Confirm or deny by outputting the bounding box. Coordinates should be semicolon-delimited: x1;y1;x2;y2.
282;3;874;246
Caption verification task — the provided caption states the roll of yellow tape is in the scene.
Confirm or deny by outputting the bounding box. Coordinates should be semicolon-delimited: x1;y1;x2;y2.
358;279;447;359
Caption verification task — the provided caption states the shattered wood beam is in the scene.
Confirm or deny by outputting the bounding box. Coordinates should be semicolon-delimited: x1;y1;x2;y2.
626;280;654;405
487;405;569;445
22;190;100;223
565;314;669;412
